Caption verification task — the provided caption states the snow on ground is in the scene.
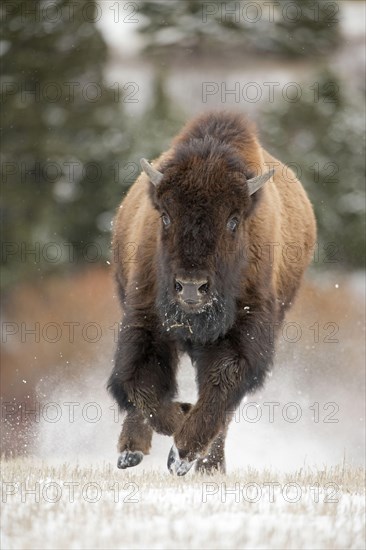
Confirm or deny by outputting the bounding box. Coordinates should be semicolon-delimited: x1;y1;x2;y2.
1;458;365;550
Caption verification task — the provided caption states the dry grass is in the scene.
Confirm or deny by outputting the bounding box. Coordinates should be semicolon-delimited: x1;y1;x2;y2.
1;457;365;550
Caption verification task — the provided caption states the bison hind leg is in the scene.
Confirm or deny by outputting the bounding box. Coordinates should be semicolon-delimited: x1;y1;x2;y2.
195;431;227;474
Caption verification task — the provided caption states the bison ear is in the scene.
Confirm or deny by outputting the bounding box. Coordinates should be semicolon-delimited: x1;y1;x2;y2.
247;169;275;196
140;158;163;187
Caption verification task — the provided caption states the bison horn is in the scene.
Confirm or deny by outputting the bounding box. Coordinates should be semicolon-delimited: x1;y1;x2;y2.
140;158;164;187
247;168;275;196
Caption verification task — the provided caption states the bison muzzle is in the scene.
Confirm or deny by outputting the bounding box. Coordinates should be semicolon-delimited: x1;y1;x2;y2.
108;111;316;475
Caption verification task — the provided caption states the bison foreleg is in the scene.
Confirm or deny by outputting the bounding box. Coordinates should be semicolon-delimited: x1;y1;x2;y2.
169;311;275;474
116;407;153;469
108;324;192;447
116;403;191;470
168;424;230;476
168;389;228;474
195;418;232;474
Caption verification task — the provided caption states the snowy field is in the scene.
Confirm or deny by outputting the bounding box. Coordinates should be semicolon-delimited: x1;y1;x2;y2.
1;458;365;550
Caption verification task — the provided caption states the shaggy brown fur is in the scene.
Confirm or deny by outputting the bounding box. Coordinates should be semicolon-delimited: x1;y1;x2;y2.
108;111;316;474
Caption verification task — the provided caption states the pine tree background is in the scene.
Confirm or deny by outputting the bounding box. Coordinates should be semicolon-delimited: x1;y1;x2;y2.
260;68;365;268
2;0;122;286
1;0;365;291
137;0;341;58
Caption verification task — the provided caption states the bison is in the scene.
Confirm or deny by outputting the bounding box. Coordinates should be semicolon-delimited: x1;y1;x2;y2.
108;111;316;475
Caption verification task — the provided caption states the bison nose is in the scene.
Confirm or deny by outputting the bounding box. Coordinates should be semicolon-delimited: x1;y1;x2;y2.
174;279;209;304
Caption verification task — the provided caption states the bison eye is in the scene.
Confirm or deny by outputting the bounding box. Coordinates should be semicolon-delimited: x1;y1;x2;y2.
227;217;239;232
161;213;171;228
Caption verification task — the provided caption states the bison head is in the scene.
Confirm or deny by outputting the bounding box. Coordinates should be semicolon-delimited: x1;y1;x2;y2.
141;137;273;345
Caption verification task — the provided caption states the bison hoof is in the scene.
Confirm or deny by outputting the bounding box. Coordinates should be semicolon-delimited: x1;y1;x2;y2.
117;450;144;469
167;445;195;476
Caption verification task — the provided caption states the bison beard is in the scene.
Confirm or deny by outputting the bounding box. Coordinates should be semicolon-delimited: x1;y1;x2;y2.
108;110;316;476
157;287;236;345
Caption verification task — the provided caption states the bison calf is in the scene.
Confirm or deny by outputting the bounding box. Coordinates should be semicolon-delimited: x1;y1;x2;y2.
108;111;316;475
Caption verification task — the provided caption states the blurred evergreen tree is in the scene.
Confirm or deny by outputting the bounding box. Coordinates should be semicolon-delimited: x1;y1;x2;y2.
124;70;186;163
137;0;341;58
267;0;341;57
1;0;126;287
137;0;256;57
2;0;362;287
260;69;365;268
